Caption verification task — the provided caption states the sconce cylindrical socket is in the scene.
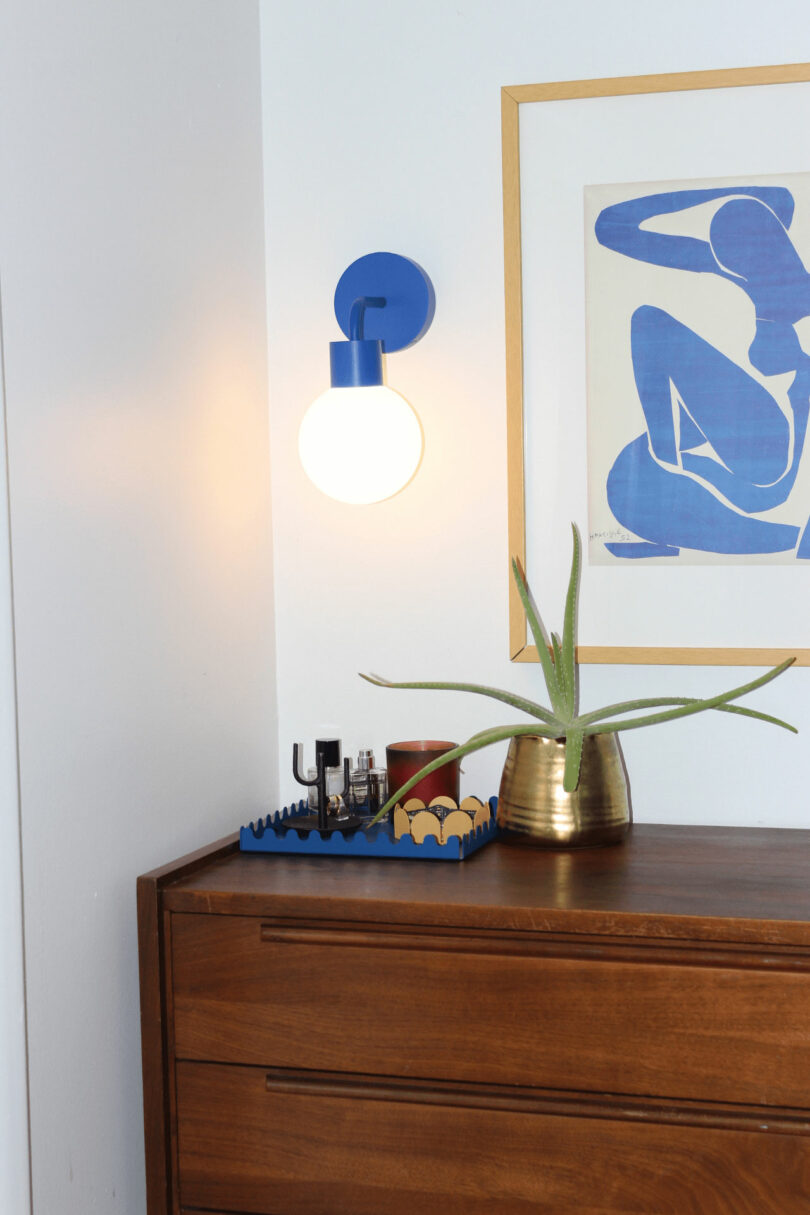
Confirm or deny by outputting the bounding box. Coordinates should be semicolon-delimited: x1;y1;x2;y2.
330;338;383;387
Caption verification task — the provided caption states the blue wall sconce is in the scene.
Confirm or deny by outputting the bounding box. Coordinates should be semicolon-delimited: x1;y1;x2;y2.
298;252;435;504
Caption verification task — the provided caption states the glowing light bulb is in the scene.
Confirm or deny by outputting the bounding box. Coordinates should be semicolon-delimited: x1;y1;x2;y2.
298;384;423;505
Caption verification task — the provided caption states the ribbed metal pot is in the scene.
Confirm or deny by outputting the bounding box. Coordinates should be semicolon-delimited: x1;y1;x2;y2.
497;733;631;848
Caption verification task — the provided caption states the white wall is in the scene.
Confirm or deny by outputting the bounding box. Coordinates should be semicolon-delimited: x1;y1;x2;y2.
262;0;810;827
0;329;30;1215
0;3;276;1212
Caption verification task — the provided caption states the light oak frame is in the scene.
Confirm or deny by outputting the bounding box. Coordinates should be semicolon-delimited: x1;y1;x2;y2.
502;63;810;667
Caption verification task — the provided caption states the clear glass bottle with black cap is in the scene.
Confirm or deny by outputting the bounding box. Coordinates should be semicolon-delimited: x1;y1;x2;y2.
349;748;388;820
306;738;351;818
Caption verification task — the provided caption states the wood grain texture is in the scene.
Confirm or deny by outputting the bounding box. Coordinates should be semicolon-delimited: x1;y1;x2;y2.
139;825;810;1213
501;84;527;661
137;833;240;1215
502;62;810;104
175;1061;810;1215
162;910;181;1215
262;1067;810;1134
502;62;810;667
514;644;810;667
257;922;810;969
163;825;810;946
171;912;810;1107
136;874;171;1215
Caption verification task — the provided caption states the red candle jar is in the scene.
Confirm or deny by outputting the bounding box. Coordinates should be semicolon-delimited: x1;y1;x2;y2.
385;740;459;806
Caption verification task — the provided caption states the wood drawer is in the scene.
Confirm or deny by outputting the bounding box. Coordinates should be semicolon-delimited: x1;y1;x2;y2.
170;913;810;1108
175;1061;810;1215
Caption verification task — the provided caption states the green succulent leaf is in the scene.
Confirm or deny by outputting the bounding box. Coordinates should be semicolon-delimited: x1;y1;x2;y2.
563;727;584;792
464;718;566;745
560;523;580;720
550;631;568;710
698;702;797;732
511;557;564;717
583;659;795;736
358;673;557;724
577;696;797;733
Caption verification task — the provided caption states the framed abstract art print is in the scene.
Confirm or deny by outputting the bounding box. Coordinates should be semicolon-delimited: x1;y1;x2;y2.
503;63;810;665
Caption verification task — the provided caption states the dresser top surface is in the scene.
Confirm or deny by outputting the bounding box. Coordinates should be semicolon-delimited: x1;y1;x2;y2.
149;824;810;944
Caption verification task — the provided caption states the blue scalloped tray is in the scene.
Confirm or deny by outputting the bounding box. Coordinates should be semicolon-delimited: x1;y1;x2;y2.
240;797;499;861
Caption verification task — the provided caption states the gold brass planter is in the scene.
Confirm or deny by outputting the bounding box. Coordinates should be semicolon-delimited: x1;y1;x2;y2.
497;734;631;848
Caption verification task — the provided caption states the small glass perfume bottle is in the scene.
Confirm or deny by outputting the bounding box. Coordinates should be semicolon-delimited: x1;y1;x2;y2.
306;739;350;814
349;748;388;819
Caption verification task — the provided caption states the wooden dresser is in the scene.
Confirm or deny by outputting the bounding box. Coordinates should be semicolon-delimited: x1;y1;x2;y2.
138;824;810;1214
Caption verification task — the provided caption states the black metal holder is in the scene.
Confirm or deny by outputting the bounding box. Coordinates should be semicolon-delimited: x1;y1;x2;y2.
290;739;364;834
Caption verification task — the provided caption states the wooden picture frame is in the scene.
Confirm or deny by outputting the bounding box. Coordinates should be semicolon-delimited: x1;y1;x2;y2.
503;63;810;666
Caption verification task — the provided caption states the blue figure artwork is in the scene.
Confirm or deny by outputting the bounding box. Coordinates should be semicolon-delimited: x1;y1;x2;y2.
593;185;810;559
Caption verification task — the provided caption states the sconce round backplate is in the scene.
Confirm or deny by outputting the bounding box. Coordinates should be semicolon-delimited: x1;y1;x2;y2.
334;252;435;353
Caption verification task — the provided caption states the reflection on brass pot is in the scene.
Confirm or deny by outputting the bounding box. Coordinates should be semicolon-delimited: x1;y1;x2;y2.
497;734;630;848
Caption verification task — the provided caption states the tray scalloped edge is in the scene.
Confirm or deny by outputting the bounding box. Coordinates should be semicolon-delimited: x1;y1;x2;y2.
240;797;499;861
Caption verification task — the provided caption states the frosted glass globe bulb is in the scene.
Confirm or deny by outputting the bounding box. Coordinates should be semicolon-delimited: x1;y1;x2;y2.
298;385;423;505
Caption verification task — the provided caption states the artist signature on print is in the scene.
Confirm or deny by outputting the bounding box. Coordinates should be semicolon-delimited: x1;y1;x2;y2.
590;528;637;543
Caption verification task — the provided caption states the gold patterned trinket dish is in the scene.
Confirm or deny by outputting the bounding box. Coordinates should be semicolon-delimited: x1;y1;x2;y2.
393;795;493;845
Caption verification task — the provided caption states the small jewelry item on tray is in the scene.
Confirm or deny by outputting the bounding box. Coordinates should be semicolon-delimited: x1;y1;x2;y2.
307;764;348;812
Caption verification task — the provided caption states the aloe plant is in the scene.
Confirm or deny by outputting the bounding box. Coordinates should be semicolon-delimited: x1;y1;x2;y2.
362;524;796;821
